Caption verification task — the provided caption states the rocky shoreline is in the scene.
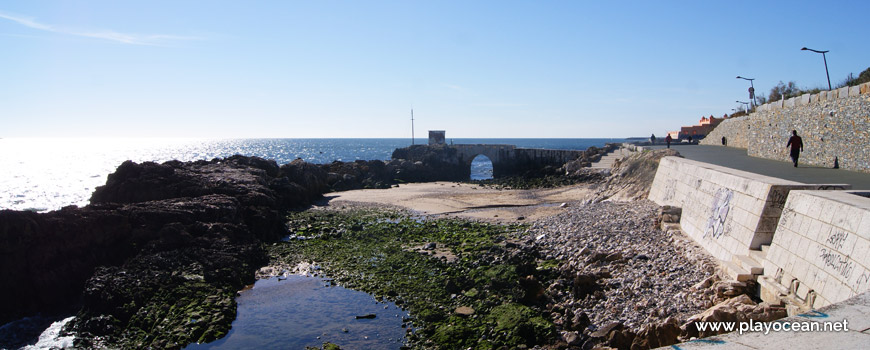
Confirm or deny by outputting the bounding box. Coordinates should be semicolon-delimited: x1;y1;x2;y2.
1;147;788;349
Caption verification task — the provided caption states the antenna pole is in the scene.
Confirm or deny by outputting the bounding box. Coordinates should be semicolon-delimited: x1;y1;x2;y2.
411;109;415;145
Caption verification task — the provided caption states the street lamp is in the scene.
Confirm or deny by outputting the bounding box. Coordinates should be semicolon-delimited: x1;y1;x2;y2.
801;47;832;90
736;76;756;108
736;100;750;112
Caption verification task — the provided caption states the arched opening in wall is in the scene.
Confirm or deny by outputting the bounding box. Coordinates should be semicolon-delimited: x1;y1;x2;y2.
470;154;493;180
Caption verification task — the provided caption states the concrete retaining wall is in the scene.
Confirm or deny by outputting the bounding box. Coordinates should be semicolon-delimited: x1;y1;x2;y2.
649;156;848;263
701;82;870;173
760;190;870;308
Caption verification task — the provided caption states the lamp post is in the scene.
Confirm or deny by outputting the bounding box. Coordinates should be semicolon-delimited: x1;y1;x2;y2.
736;100;750;113
801;47;832;90
736;76;756;108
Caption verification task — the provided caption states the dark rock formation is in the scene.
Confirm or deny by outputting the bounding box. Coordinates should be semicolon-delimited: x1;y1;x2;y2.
0;155;329;348
318;145;479;191
391;144;469;181
319;160;396;191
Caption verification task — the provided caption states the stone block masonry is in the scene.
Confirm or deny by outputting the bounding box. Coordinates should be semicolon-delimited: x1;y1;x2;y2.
648;156;849;263
761;190;870;308
701;82;870;173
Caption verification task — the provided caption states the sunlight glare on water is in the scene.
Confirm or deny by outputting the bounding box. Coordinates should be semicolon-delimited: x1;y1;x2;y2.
0;138;216;212
1;138;622;212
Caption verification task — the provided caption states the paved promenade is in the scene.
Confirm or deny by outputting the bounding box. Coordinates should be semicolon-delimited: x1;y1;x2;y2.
646;144;870;190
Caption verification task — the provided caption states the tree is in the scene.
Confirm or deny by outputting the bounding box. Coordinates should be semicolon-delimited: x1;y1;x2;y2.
839;67;870;87
767;81;800;102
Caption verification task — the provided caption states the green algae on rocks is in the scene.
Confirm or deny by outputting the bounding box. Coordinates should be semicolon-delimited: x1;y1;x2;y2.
268;209;558;349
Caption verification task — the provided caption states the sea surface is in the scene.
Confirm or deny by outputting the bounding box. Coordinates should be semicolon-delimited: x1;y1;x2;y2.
0;138;626;212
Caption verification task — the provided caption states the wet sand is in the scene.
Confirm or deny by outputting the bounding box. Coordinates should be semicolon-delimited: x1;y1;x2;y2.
320;181;593;222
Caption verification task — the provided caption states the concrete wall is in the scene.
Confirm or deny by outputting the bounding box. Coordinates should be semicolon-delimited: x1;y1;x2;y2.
701;82;870;173
760;190;870;308
649;156;848;263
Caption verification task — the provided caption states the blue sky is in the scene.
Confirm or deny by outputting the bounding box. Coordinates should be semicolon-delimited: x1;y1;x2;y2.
1;1;868;138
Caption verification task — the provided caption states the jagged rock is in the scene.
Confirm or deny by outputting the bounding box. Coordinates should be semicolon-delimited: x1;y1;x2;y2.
571;311;591;332
0;155;333;347
519;275;545;304
561;330;582;346
658;206;682;223
682;294;787;339
630;316;680;349
589;321;624;338
711;280;758;304
573;273;603;298
607;329;636;350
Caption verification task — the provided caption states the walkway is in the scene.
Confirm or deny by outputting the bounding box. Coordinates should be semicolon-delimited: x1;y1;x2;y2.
645;144;870;190
590;147;633;169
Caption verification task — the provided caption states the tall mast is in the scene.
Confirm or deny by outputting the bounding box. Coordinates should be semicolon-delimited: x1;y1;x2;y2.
411;109;415;145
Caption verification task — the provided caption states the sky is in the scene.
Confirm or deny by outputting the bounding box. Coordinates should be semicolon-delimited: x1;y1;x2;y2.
1;1;868;139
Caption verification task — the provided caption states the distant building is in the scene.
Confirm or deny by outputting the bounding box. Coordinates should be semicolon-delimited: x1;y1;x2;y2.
677;115;728;140
429;130;446;145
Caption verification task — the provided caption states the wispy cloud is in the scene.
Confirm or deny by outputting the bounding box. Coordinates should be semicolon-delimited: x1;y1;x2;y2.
0;11;199;45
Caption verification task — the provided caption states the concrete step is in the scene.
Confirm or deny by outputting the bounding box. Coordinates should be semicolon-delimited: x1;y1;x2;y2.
732;254;764;275
761;244;771;253
589;149;630;169
720;260;755;282
758;275;789;304
748;248;767;263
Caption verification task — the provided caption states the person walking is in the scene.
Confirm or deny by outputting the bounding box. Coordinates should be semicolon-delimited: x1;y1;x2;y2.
786;130;804;167
665;134;672;148
650;134;656;145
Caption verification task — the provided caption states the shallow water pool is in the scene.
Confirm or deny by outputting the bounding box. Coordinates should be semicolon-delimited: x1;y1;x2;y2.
185;275;409;349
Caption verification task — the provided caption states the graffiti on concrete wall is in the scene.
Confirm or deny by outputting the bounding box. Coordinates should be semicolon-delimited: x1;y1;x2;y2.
768;188;789;210
662;179;676;202
855;271;870;293
818;247;855;281
826;230;848;250
818;230;856;283
704;188;733;239
778;207;796;229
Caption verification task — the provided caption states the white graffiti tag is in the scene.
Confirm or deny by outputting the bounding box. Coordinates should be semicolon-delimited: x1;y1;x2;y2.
704;188;733;239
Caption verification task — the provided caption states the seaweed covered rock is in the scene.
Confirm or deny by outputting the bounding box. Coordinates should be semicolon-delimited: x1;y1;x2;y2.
0;155;330;348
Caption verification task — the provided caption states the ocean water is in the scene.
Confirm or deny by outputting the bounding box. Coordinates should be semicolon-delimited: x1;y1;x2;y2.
0;138;625;212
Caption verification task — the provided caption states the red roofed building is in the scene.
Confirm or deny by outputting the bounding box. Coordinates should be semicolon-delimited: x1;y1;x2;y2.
674;114;728;140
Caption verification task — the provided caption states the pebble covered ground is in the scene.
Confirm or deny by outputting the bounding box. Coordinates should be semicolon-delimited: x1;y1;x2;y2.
528;200;719;331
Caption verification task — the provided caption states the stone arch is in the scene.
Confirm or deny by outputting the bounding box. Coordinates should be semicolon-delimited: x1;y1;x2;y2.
454;145;512;179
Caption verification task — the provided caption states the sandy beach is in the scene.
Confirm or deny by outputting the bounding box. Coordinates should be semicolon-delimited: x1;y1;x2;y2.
321;181;594;222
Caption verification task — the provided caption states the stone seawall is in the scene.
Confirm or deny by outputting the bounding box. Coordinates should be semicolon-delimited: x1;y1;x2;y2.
648;156;848;264
760;190;870;309
702;82;870;173
649;155;870;314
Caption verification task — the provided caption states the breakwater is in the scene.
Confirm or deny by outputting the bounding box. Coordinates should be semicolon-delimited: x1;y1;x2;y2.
701;82;870;173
